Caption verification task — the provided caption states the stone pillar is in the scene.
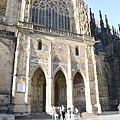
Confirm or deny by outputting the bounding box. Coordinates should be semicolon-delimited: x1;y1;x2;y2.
91;46;102;114
46;41;53;113
67;45;73;108
12;33;21;97
25;36;31;113
28;0;32;23
12;33;21;113
6;0;18;24
84;43;93;113
20;0;26;22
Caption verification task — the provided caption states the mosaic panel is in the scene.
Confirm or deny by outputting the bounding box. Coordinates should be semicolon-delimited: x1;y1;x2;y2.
53;64;67;74
30;56;48;75
53;42;68;64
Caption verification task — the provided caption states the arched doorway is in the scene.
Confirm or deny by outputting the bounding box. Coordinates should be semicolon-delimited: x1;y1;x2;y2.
73;72;86;112
31;67;46;113
54;70;67;108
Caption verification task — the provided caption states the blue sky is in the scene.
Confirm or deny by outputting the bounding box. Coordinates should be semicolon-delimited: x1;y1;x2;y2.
85;0;120;30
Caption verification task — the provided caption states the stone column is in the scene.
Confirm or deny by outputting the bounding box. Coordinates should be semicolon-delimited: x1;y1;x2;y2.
28;0;32;22
20;0;26;21
12;33;21;97
46;41;53;113
25;36;31;113
67;45;73;108
91;46;102;114
84;43;93;113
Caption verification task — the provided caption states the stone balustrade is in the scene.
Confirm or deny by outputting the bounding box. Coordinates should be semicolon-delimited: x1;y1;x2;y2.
17;21;94;41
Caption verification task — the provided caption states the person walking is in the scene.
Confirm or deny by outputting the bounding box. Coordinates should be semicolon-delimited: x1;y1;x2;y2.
51;106;55;120
67;107;71;120
54;106;59;120
118;104;120;114
62;105;66;120
75;108;79;119
71;107;75;120
78;107;82;118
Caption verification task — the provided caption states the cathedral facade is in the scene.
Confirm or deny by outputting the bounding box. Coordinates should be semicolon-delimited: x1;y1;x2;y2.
0;0;102;114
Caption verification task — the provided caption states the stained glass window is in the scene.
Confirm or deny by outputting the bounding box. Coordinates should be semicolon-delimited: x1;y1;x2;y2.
31;0;70;31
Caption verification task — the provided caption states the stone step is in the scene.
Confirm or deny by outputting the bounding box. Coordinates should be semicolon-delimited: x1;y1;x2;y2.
102;111;119;115
15;111;119;120
0;114;15;120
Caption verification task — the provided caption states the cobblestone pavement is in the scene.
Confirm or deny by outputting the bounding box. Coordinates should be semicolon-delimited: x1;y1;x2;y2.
16;113;120;120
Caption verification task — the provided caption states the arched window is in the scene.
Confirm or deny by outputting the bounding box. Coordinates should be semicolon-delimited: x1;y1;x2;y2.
38;41;42;50
31;0;70;31
75;46;79;56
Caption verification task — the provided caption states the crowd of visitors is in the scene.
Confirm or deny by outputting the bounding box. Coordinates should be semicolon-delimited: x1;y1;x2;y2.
51;105;82;120
51;103;120;120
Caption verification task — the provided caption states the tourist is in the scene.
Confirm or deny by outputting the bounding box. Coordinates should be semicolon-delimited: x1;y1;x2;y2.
71;106;75;120
67;107;71;120
75;107;78;119
51;106;55;120
78;107;82;118
54;106;59;120
62;105;66;120
118;104;120;114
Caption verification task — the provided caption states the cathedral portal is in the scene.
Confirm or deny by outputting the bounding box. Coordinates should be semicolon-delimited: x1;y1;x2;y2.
54;70;67;108
73;72;86;112
31;67;46;113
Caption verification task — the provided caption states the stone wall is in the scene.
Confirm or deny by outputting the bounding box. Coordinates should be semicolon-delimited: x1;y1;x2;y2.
0;28;15;112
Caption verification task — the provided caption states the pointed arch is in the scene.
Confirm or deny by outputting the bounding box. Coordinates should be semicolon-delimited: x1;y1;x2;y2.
53;66;67;81
73;69;86;112
30;64;47;80
30;65;47;113
73;69;86;84
53;68;67;107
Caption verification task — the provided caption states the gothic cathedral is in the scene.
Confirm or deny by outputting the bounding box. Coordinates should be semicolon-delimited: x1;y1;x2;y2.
0;0;103;114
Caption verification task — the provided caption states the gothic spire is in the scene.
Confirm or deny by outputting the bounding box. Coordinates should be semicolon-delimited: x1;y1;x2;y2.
99;10;104;31
105;15;110;30
118;24;120;33
112;26;115;35
90;8;93;20
99;10;102;20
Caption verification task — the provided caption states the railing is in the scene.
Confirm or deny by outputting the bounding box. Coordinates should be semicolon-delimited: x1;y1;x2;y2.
33;24;83;38
18;21;94;41
18;21;33;30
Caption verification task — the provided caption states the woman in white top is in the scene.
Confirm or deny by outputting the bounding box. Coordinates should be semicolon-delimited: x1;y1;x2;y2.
118;104;120;114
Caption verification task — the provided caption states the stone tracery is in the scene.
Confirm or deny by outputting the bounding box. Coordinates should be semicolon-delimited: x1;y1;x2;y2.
31;0;70;30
